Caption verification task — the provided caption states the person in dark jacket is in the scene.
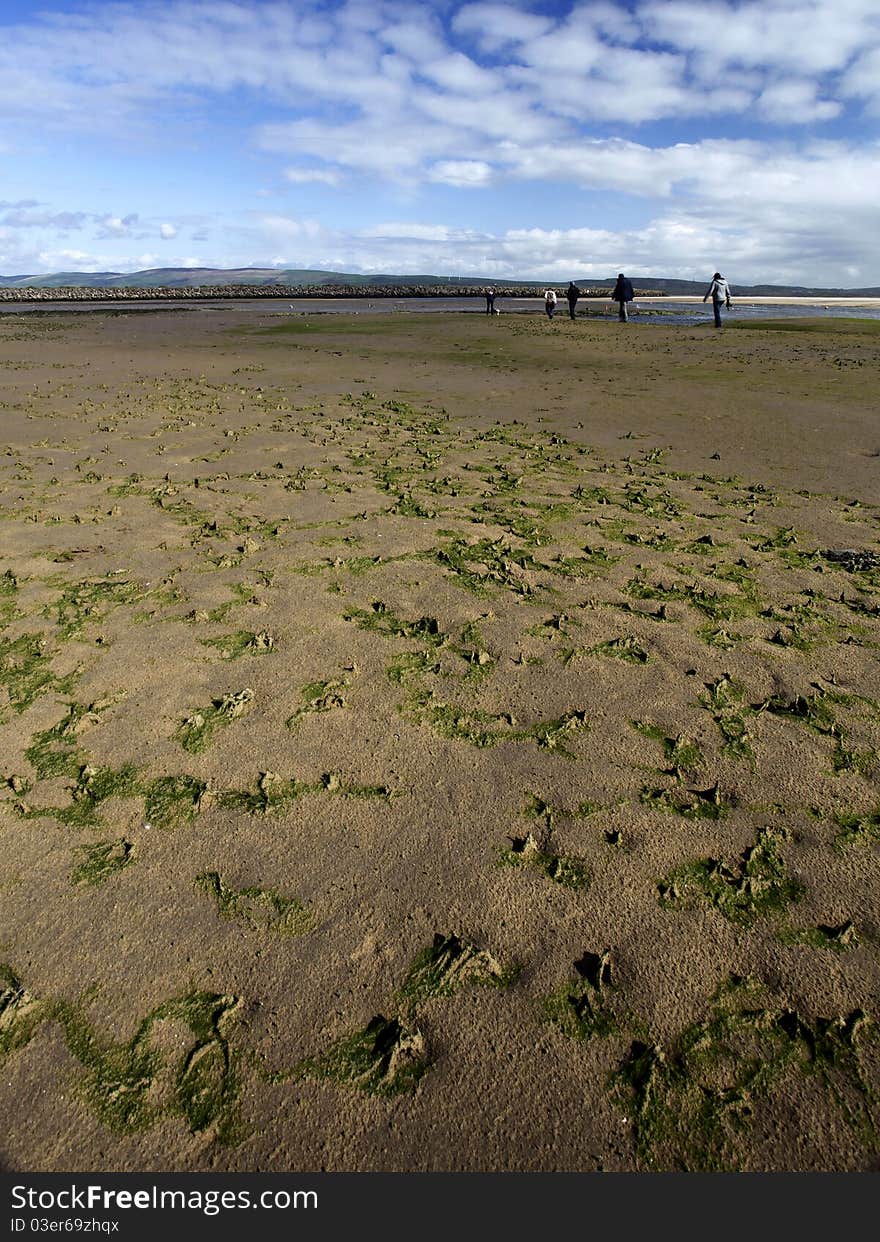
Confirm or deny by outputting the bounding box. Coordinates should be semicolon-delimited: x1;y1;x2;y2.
566;282;580;320
611;273;634;322
485;286;496;314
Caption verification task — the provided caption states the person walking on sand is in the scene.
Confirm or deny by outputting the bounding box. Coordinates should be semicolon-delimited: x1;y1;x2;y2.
544;287;558;319
485;286;496;314
566;281;580;320
610;273;634;322
703;272;732;327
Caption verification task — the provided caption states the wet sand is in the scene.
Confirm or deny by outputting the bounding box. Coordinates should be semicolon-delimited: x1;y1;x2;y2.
1;308;878;1171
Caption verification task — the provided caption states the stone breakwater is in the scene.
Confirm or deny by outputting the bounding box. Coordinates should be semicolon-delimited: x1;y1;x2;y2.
0;283;652;302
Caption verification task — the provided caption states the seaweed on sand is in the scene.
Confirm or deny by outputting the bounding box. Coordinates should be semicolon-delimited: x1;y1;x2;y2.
399;933;515;1007
658;826;803;925
613;977;877;1170
194;871;315;936
174;688;254;753
296;1015;430;1097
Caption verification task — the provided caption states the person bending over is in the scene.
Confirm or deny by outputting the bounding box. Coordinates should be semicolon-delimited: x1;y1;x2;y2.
544;288;558;319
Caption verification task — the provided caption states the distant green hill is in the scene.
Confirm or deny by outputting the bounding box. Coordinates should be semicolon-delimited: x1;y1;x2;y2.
1;267;878;297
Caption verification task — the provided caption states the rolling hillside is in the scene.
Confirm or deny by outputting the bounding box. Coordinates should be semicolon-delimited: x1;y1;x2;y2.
0;267;878;296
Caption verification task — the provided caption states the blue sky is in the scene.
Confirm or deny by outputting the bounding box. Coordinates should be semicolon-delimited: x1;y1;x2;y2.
1;0;879;284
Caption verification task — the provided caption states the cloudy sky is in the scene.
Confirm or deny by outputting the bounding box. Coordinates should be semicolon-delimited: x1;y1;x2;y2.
1;0;879;284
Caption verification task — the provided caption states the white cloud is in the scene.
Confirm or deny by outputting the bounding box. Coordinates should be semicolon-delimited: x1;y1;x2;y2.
361;222;454;242
842;45;880;110
284;167;343;186
1;0;875;136
95;213;138;239
428;160;493;186
644;0;879;77
453;4;555;51
255;213;322;241
1;208;86;230
36;248;103;270
756;80;842;124
421;52;498;96
1;3;880;284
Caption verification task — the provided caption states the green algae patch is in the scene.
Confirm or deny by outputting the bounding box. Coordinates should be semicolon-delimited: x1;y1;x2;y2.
547;547;618;580
0;633;80;717
834;807;880;849
640;781;729;820
625;575;760;625
174;688;254;753
0;967;244;1141
781;921;859;953
699;675;755;761
286;675;350;729
404;690;588;757
405;695;513;748
658;827;803;926
51;764;140;829
71;838;134;886
24;695;124;780
17;761;141;830
696;623;743;649
45;575;143;640
297;1015;430;1097
143;774;209;830
106;473;144;498
729;317;880;335
428;536;542;597
57;989;242;1140
217;770;313;814
0;569;20;624
195;871;315;936
543;951;619;1041
759;690;839;736
25;716;86;780
217;769;392;816
399;933;515;1008
0;965;48;1058
386;650;441;685
502;832;590;890
452;620;497;679
613;977;877;1170
567;636;649;665
200;630;275;659
343;600;446;644
758;688;877;774
632;721;704;779
523;710;590;756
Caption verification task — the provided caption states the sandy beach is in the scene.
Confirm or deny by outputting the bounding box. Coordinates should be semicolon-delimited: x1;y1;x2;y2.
1;307;878;1172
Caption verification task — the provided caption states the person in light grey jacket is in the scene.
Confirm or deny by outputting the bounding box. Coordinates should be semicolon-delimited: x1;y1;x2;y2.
703;272;732;327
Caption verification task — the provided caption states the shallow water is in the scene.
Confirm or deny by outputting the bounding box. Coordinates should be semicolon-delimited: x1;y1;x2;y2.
1;294;879;323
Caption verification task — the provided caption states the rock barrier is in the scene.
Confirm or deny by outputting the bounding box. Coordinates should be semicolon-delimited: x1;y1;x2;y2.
0;283;661;303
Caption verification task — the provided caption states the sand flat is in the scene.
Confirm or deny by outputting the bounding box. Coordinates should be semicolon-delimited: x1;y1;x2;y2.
0;308;878;1171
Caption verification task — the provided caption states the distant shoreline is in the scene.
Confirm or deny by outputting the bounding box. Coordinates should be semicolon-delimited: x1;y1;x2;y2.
2;284;880;310
0;284;624;302
1;283;879;308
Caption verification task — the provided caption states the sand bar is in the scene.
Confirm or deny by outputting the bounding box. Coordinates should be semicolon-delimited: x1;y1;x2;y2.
0;309;878;1172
